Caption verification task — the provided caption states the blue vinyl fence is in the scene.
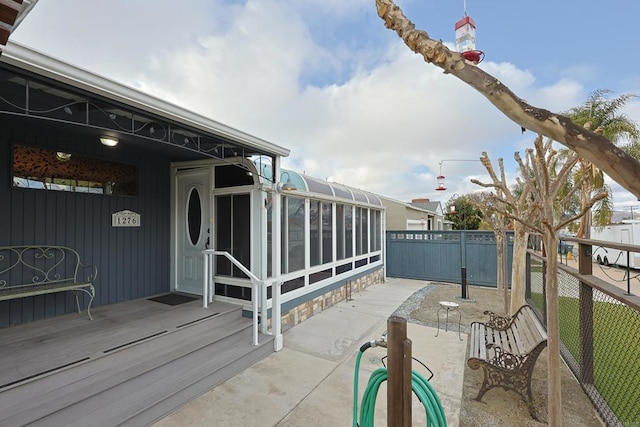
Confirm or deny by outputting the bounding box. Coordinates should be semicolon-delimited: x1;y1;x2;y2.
386;230;513;287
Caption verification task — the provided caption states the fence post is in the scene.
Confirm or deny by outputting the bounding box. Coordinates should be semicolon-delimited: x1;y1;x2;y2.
459;230;470;299
387;316;411;427
542;258;547;327
578;241;594;384
525;251;531;300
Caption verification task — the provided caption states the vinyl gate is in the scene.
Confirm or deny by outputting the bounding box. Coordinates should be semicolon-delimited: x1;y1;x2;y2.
385;230;513;287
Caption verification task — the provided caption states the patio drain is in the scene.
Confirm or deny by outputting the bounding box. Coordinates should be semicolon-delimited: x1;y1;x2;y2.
103;331;168;353
176;313;220;329
0;357;90;390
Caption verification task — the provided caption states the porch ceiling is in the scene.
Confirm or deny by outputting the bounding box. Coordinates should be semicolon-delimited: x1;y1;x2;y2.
0;42;289;162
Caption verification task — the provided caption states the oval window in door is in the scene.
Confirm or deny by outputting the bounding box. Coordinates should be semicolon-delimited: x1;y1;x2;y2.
187;187;202;246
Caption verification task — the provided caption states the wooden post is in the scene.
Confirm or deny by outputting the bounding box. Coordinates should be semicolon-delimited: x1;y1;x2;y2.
387;316;411;427
578;242;594;384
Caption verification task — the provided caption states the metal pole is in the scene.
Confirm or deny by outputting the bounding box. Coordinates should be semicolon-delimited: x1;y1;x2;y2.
626;251;632;295
252;280;259;346
203;251;209;308
461;266;468;299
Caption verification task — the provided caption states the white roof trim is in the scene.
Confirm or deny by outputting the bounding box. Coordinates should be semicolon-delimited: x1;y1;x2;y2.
1;41;290;157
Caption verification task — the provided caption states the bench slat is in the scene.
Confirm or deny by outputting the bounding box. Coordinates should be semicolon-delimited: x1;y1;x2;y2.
466;304;547;421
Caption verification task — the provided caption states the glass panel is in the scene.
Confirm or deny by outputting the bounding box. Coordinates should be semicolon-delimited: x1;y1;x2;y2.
187;188;202;246
282;277;304;293
362;208;369;254
266;193;273;277
336;262;352;274
322;202;333;264
369;209;376;252
286;197;305;273
304;175;333;195
375;210;382;251
280;170;307;192
310;200;320;267
351;188;368;203
215;195;232;275
356;207;362;256
309;268;332;284
232;194;251;278
355;258;368;268
215;165;254;188
336;204;345;261
365;192;383;206
345;205;353;258
12;145;137;196
330;183;353;200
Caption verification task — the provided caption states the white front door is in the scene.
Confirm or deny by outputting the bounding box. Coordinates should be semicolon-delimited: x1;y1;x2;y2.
176;168;211;295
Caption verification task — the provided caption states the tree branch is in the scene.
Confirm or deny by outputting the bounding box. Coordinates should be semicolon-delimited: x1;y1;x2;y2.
375;0;640;197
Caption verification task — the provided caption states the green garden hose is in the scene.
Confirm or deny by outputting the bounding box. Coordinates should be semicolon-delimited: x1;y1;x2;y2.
353;342;447;427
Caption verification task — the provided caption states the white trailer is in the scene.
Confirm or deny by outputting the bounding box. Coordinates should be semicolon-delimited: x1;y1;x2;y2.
591;220;640;268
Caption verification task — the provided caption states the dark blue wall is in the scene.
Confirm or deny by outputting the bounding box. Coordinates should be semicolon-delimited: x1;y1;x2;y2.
0;118;172;327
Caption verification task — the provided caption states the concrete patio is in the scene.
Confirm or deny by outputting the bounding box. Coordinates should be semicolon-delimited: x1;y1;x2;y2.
155;278;467;426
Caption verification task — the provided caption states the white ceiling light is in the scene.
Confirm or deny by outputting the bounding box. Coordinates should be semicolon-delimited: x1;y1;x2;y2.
100;137;119;147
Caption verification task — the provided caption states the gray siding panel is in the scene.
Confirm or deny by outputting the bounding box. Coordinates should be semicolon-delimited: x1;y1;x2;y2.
0;121;172;327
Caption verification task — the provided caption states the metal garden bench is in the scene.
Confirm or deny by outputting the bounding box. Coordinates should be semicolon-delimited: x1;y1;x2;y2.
0;246;97;320
467;304;548;421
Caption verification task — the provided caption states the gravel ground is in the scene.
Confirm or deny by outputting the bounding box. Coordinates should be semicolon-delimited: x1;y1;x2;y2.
393;282;605;427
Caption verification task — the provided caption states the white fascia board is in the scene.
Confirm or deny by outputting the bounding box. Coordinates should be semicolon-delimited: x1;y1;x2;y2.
1;41;290;158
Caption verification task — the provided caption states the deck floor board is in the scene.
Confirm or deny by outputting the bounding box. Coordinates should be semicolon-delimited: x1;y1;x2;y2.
0;297;274;427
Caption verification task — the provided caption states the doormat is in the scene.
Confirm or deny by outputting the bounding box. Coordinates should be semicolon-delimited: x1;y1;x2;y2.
148;293;198;306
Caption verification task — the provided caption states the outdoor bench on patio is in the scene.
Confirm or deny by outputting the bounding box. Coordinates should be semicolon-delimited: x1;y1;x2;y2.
0;246;97;320
467;304;548;421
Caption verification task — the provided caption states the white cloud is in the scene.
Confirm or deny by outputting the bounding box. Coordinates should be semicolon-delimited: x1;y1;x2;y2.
12;0;636;207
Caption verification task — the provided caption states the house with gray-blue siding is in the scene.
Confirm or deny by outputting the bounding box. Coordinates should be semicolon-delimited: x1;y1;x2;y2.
0;42;386;338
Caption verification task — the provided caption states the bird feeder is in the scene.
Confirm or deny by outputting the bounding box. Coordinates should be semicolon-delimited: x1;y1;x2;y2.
436;175;446;191
455;8;484;64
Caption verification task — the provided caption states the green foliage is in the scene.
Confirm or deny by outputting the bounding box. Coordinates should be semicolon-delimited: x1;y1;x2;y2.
566;89;639;144
444;194;483;230
563;90;640;231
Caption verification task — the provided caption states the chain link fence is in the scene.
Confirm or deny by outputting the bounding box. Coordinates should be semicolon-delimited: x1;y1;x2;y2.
527;249;640;426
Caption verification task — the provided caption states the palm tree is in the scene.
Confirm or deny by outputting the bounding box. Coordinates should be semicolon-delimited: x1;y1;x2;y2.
565;90;639;237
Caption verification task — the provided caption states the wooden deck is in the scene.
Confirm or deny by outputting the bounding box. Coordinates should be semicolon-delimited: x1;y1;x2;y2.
0;295;274;426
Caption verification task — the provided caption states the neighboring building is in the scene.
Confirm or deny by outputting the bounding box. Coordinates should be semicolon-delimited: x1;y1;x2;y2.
0;42;385;332
381;196;446;231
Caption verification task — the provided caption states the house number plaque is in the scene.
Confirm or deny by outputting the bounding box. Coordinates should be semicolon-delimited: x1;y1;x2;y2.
112;210;141;227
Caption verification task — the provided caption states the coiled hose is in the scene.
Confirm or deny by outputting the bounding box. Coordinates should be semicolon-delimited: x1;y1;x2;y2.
352;342;447;427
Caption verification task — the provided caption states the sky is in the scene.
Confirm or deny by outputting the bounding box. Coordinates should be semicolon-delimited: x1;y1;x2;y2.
10;0;640;211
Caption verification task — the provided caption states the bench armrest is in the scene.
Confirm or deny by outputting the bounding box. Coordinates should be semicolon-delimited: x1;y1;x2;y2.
77;263;98;283
487;343;529;370
483;310;514;331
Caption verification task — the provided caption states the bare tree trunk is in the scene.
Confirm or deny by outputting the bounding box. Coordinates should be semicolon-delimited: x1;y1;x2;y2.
542;231;562;426
510;224;528;314
495;232;504;301
502;234;510;315
576;180;591;238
